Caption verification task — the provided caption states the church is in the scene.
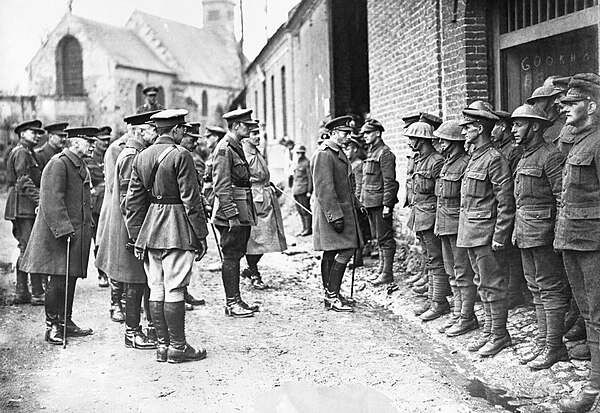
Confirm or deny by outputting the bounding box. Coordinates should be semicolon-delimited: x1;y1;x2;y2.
26;0;244;136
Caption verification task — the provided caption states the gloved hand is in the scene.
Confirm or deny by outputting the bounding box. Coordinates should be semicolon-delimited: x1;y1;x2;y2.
382;205;392;218
195;238;208;261
134;245;145;260
331;218;344;233
491;240;505;251
125;238;135;253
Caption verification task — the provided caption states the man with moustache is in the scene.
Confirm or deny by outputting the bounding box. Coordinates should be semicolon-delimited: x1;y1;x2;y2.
36;122;68;171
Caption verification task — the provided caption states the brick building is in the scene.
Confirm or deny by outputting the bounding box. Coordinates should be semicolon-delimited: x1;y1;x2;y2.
24;0;243;136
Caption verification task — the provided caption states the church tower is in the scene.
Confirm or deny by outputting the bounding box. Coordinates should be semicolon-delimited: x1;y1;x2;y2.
203;0;235;35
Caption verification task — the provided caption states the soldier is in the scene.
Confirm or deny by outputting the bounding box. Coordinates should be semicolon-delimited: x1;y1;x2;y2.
136;86;165;113
202;125;227;216
291;144;313;237
106;114;158;350
432;120;478;336
241;121;287;289
22;127;97;344
212;109;258;318
404;122;447;321
457;101;515;357
509;104;568;370
554;73;600;412
85;126;111;287
36;122;68;171
360;119;399;286
4;120;45;305
126;109;209;363
527;83;565;145
311;115;362;313
344;135;365;268
549;76;578;156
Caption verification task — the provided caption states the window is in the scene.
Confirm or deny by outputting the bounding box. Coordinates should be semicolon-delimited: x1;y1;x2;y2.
158;86;165;106
254;90;259;120
271;75;276;138
135;84;144;108
202;90;208;116
56;35;84;96
208;10;220;21
281;66;288;136
262;80;267;129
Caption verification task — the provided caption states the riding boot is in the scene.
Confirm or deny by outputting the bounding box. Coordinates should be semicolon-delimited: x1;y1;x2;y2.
468;301;491;351
45;312;64;345
164;301;207;363
529;308;568;370
520;304;547;364
478;300;511;357
446;285;479;337
109;278;125;323
13;269;31;304
30;273;45;305
326;261;352;312
300;215;312;236
223;258;254;317
124;283;149;348
370;248;394;285
149;301;169;362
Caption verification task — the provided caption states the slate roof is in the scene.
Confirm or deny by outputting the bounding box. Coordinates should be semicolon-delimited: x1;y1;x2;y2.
128;10;243;88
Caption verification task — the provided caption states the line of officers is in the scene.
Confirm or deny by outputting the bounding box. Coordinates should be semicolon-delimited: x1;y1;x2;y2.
401;73;600;413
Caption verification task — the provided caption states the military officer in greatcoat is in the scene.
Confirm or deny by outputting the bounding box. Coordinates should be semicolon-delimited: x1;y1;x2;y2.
432;120;478;336
291;144;313;236
509;104;568;371
4;120;45;305
126;109;209;363
22;127;97;344
404;122;447;321
360;119;399;286
554;74;600;412
212;109;258;318
457;101;515;358
136;86;165;113
36;122;68;171
311;115;363;313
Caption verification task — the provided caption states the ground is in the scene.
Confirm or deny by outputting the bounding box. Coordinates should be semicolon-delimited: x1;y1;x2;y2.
0;195;590;412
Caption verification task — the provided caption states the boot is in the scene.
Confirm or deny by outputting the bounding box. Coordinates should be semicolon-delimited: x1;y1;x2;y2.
376;247;384;274
125;326;157;349
559;386;600;413
110;279;125;323
62;317;93;337
405;272;422;285
321;255;334;295
98;271;109;288
439;287;461;332
251;273;267;290
413;275;428;287
348;249;363;269
421;272;451;321
529;308;568;370
299;215;312;236
566;317;587;342
225;297;255;317
30;273;45;305
13;270;31;304
45;320;65;345
325;261;353;312
446;286;479;337
520;304;547;364
571;343;592;361
467;301;491;352
370;249;394;285
478;300;511;357
420;300;450;322
164;301;207;363
149;301;169;362
223;259;255;317
184;289;205;306
413;300;431;316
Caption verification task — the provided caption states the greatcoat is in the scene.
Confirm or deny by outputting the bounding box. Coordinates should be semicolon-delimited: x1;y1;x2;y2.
21;149;93;277
311;139;362;251
242;140;287;254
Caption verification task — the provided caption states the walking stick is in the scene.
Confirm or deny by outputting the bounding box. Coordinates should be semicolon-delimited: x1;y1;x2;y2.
63;236;71;349
210;223;223;262
270;183;312;216
351;249;356;299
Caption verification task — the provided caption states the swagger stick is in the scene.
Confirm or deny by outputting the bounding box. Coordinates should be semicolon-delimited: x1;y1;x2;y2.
63;236;71;349
270;183;312;216
210;223;223;262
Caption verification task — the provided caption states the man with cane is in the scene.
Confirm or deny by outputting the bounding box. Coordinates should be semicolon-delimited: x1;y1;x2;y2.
22;127;98;345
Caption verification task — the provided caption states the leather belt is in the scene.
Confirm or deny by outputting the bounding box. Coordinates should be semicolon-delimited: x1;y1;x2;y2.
150;195;182;204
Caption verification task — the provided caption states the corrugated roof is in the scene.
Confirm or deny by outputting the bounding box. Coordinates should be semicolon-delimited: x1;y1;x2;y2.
129;11;243;88
73;15;174;75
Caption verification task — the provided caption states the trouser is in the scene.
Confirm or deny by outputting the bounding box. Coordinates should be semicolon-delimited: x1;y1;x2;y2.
144;249;194;302
11;218;34;266
440;234;475;289
126;283;147;329
495;243;526;298
467;244;507;303
521;245;568;310
217;225;251;298
246;254;263;271
367;206;396;250
294;193;311;217
45;275;77;322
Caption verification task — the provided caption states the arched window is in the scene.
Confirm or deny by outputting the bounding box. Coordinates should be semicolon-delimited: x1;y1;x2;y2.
135;84;144;108
56;35;84;96
202;90;208;116
157;86;165;106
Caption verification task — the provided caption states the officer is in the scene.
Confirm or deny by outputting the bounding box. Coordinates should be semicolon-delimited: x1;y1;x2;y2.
22;127;98;344
360;118;399;285
36;122;68;170
404;122;447;321
344;134;365;268
202;125;227;215
432;120;478;336
212;109;259;318
107;114;158;350
4;120;45;305
509;104;568;370
311;115;362;313
554;73;600;412
126;109;209;363
457;101;515;357
85;126;111;287
291;144;313;236
136;86;165;113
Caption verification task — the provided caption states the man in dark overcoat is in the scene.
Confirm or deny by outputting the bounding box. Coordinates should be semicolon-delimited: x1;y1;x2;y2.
4;120;45;305
36;122;68;171
311;115;362;313
126;109;208;364
22;127;97;344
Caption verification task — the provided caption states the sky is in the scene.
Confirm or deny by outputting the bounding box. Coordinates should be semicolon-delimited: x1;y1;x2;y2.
0;0;300;93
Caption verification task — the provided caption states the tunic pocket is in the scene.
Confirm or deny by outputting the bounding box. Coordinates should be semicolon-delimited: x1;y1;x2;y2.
465;170;487;197
413;170;434;194
566;153;594;187
517;167;542;196
232;187;252;224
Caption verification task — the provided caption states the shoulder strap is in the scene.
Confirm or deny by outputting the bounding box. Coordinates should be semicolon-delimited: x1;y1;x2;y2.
147;145;177;193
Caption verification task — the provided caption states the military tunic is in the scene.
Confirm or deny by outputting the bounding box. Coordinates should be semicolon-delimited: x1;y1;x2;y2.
35;142;60;171
84;151;105;240
407;147;443;232
135;102;165;114
350;158;363;200
494;135;523;174
292;156;313;218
